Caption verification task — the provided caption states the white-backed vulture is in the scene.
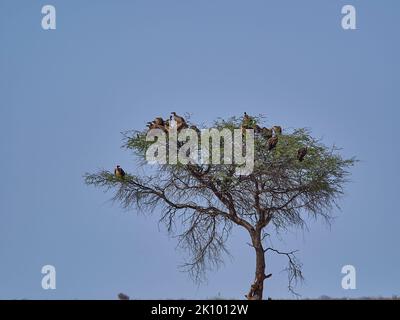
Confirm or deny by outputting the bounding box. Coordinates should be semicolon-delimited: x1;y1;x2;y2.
171;112;185;124
153;117;164;126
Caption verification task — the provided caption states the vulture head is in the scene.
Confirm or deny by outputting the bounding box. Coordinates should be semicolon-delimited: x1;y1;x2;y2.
272;126;282;135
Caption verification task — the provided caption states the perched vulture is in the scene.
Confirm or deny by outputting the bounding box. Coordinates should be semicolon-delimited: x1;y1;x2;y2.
267;136;278;151
272;126;282;135
147;121;167;132
297;147;308;162
153;117;164;126
241;113;257;134
242;112;254;127
171;112;185;124
261;127;273;140
254;125;262;134
114;165;126;178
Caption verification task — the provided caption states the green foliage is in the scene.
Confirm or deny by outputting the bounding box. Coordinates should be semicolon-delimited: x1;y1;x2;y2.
118;117;355;196
86;114;356;223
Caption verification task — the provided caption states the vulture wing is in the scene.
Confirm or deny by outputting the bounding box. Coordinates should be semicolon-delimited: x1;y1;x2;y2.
120;168;126;177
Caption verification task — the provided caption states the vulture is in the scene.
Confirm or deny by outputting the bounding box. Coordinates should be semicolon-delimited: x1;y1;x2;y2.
147;121;167;132
153;117;164;126
241;113;256;134
297;147;308;162
267;136;278;151
261;127;273;140
171;112;185;124
272;126;282;135
242;112;254;127
114;165;126;178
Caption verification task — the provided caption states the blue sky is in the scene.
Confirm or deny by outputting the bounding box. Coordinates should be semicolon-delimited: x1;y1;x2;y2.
0;0;399;299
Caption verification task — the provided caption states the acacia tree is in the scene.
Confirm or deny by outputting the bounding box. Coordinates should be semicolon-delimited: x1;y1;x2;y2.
84;115;355;299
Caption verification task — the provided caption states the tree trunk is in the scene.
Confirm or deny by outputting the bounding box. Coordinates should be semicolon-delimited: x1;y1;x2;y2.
246;230;269;300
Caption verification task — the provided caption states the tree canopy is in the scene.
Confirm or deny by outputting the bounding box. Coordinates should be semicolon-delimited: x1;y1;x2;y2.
84;114;356;298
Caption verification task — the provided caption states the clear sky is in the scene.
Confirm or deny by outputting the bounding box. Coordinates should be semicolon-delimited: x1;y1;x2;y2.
0;0;399;299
